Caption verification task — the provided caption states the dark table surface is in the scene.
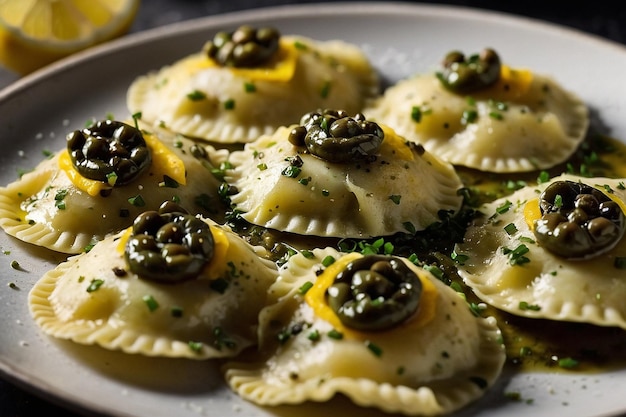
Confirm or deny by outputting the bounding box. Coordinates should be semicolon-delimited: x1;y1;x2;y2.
1;1;626;416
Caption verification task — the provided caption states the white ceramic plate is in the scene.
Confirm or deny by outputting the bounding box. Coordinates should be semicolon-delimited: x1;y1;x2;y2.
1;3;626;417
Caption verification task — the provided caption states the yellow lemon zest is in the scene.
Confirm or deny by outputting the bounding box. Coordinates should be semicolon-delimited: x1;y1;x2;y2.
186;39;299;83
380;125;414;161
201;225;230;279
480;65;533;101
524;198;541;231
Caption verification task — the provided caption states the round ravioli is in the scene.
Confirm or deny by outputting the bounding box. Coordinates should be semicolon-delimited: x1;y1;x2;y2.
126;33;379;144
29;217;278;359
456;174;626;328
364;59;589;173
0;121;228;253
225;121;463;239
224;247;505;415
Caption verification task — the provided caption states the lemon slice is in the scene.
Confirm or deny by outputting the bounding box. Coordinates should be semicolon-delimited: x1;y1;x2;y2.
0;0;140;74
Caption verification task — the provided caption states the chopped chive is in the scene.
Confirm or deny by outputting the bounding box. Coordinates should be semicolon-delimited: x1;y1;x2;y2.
503;222;518;235
327;329;343;340
187;90;206;101
86;279;104;293
366;341;383;357
142;294;159;312
223;98;236;110
321;255;336;267
298;281;314;295
128;195;145;207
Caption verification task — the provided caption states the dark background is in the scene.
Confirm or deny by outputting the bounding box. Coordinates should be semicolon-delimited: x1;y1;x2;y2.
1;1;625;416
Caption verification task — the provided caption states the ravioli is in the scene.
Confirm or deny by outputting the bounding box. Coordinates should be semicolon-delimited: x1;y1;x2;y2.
0;121;228;253
28;215;278;359
225;114;464;238
456;174;626;328
224;247;505;415
126;32;379;144
364;50;589;173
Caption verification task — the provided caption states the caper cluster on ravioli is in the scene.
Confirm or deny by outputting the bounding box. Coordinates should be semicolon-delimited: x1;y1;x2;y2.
456;174;626;328
365;48;589;173
224;109;464;238
224;247;505;415
0;119;227;253
29;202;278;359
127;25;379;144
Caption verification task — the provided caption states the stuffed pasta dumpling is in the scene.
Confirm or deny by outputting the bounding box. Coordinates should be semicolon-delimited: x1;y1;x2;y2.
127;25;379;144
365;48;589;173
29;203;278;359
224;247;505;415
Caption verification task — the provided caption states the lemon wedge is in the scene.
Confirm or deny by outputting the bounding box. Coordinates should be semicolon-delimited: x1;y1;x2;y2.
0;0;140;74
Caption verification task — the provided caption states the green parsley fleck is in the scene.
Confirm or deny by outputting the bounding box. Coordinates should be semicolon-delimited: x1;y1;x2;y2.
281;165;301;178
307;329;320;341
321;255;336;267
320;80;332;98
327;329;343;340
557;357;579;369
537;171;551;184
142;294;159;312
495;200;513;215
187;90;206;101
503;244;530;266
298;281;314;295
188;341;203;352
451;250;469;265
128;195;145;207
519;301;541;311
54;189;68;210
223;98;236;110
503;222;518;235
389;195;401;205
293;40;308;50
86;279;104;293
461;109;478;124
106;172;118;186
366;341;383;357
411;106;423;123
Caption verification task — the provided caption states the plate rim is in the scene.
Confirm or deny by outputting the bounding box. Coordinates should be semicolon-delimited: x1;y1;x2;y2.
2;2;626;417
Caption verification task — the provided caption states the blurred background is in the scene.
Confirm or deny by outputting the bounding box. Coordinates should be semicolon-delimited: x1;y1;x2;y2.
1;0;625;416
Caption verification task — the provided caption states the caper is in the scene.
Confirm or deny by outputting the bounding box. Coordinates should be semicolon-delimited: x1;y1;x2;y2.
290;109;384;163
190;144;208;159
326;255;422;331
125;202;214;283
204;25;281;68
67;120;152;186
437;48;501;93
533;180;626;259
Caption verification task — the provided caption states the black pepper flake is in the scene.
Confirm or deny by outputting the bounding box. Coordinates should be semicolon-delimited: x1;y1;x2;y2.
112;267;127;277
